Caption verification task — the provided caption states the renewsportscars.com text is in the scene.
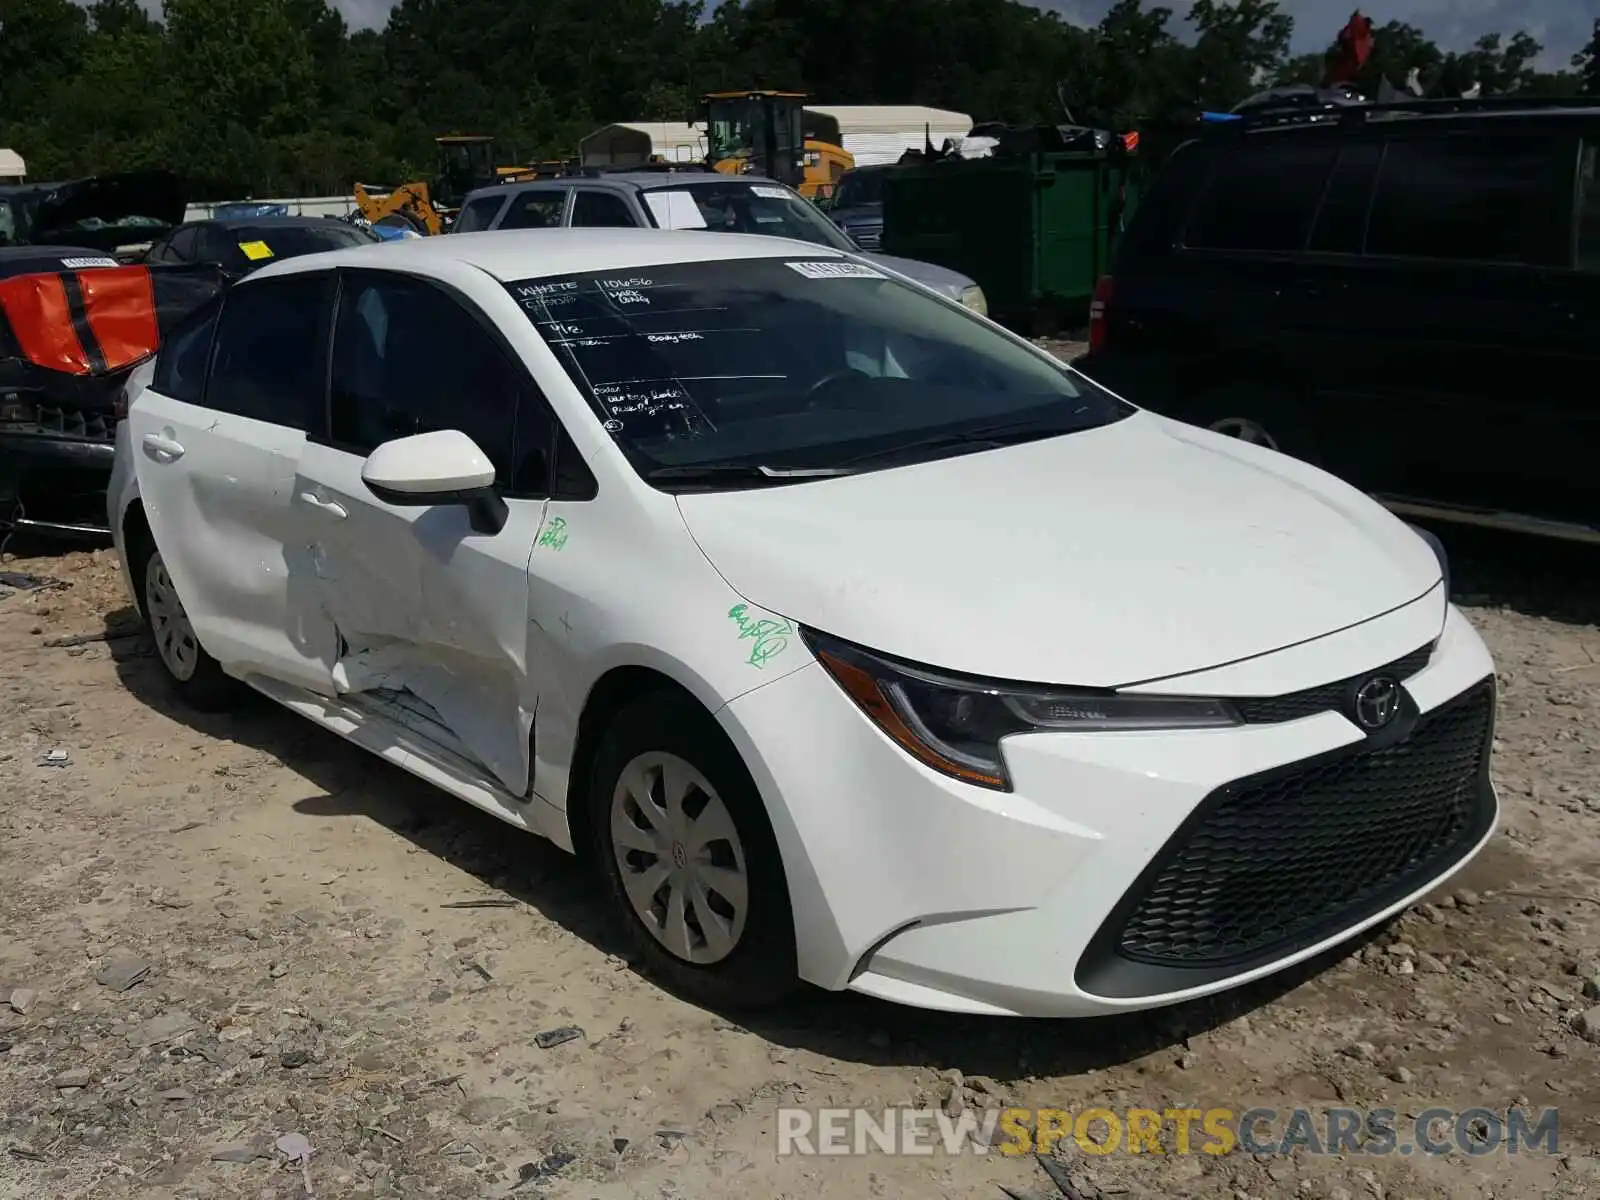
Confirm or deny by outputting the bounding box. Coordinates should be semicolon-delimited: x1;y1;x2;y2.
775;1106;1560;1157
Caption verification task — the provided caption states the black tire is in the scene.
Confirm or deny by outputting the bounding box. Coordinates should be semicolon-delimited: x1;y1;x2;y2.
129;536;241;712
1182;381;1319;465
589;691;798;1010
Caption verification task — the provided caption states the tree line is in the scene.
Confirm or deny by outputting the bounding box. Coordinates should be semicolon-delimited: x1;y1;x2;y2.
2;0;1597;199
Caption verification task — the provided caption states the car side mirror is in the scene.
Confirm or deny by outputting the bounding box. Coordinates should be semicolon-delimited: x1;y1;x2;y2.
361;429;508;535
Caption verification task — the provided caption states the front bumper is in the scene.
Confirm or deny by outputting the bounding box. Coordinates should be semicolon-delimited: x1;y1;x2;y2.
0;431;116;537
721;601;1496;1017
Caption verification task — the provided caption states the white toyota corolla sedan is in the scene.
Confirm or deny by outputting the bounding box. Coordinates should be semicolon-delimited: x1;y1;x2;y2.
107;229;1497;1018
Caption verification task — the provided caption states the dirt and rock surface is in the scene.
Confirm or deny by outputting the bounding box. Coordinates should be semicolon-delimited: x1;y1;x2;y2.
1;521;1598;1200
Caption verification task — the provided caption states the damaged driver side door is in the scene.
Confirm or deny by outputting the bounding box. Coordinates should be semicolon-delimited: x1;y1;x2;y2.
291;268;555;795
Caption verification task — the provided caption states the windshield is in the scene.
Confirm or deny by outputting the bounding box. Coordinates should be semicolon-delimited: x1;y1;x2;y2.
640;180;854;251
0;200;16;246
833;170;885;208
509;257;1131;483
221;223;375;270
707;98;765;162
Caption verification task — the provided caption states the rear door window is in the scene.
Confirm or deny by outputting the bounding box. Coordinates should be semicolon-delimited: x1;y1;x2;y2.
1182;139;1338;253
1365;134;1571;266
498;190;569;230
1306;140;1382;255
1578;142;1600;272
571;190;639;228
203;273;334;428
195;225;238;266
453;194;507;234
153;298;221;404
167;226;200;262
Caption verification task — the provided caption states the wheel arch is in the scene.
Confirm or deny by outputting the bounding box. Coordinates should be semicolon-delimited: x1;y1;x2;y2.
119;498;155;613
564;665;711;868
561;659;797;913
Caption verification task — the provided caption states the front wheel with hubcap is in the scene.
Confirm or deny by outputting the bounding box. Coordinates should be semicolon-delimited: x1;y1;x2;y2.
1205;415;1280;450
138;545;239;710
1184;382;1318;465
591;692;797;1009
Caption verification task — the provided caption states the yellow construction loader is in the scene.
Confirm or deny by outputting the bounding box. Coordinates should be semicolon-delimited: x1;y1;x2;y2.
698;91;854;200
354;136;536;235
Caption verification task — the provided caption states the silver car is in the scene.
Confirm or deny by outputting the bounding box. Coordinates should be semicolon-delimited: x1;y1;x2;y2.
451;171;988;314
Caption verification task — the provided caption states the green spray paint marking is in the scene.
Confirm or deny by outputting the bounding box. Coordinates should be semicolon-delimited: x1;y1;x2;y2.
728;603;792;668
537;516;569;551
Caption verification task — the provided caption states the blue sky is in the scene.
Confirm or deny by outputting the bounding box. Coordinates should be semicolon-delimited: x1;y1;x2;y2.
125;0;1592;66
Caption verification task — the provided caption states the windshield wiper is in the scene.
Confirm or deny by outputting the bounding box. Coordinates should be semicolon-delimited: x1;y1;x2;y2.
838;419;1066;468
644;462;857;484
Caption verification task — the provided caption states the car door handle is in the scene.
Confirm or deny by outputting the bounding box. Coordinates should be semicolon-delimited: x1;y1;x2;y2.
141;432;185;461
296;492;348;520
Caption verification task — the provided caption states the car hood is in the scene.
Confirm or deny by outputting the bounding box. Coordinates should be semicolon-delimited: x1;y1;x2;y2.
862;250;974;298
26;170;187;249
675;413;1442;687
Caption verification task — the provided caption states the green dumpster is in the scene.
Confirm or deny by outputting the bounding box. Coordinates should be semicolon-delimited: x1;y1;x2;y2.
880;147;1138;334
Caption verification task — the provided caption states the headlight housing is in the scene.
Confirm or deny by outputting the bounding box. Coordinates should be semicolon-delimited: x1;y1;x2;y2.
1406;522;1450;599
958;284;988;316
803;629;1242;791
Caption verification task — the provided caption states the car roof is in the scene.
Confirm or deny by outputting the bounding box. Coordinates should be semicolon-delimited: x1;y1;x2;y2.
0;244;108;261
623;172;784;192
463;172;788;206
247;227;847;285
1201;101;1600;147
186;215;351;231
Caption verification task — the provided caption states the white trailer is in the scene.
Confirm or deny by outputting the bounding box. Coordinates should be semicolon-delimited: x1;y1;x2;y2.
578;123;706;168
803;106;973;166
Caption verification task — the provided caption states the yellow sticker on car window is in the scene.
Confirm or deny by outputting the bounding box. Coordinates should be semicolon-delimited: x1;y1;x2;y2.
238;240;274;261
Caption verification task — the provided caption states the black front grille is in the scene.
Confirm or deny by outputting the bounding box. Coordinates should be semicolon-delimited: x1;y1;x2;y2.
1080;680;1495;995
1234;642;1434;724
33;402;118;441
0;396;119;442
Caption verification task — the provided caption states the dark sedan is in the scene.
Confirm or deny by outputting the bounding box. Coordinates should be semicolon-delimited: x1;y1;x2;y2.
1;250;224;538
825;165;889;249
0;246;126;536
145;215;378;277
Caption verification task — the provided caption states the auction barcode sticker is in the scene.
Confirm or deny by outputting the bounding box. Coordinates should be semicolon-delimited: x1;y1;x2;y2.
60;256;119;269
751;185;795;200
785;261;888;280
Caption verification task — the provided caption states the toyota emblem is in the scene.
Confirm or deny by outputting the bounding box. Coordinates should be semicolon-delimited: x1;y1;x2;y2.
1353;676;1402;730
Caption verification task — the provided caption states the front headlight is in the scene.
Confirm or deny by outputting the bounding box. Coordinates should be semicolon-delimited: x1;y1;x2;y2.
803;629;1241;791
1406;522;1450;599
959;285;988;316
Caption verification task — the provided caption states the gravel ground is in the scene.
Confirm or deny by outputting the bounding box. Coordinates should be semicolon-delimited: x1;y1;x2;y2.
0;515;1597;1200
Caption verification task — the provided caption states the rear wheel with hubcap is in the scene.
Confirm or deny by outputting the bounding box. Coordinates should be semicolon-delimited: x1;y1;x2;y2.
590;692;797;1009
136;543;239;711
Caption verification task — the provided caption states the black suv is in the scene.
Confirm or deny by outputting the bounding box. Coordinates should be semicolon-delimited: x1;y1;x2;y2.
1076;97;1600;544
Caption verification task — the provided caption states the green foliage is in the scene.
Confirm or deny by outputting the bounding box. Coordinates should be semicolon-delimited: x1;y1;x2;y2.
0;0;1584;198
1576;20;1600;96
